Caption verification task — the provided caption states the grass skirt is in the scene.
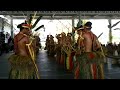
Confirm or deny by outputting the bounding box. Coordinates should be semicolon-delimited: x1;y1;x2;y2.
8;54;38;79
74;51;104;79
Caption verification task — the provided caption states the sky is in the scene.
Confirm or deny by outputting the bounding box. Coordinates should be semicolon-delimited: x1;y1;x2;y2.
13;19;120;45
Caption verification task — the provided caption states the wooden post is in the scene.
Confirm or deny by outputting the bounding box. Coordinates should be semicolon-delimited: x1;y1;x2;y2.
10;15;13;38
1;18;4;32
78;12;81;26
72;16;75;45
108;19;112;43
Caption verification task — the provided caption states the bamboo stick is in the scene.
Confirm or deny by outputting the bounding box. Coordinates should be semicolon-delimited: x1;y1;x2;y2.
26;41;40;79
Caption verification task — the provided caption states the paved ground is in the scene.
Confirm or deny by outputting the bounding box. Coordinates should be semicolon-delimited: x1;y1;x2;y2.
0;50;74;79
0;50;120;79
37;50;74;79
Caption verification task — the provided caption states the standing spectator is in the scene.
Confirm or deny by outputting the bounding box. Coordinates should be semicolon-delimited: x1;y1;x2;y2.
0;30;5;55
5;32;10;53
8;36;14;51
117;42;120;55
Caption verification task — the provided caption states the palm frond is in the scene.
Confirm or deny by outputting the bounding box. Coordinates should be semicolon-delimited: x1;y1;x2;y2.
111;21;120;28
77;20;83;27
28;14;33;25
31;16;43;29
114;28;120;30
34;25;44;31
98;32;103;38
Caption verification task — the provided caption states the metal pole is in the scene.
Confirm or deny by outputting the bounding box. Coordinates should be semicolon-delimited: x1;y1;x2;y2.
78;11;81;26
1;18;4;32
27;12;30;21
108;19;112;43
10;15;13;38
72;16;75;45
76;11;82;27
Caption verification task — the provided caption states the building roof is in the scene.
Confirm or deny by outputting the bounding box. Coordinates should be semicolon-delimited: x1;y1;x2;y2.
1;11;120;19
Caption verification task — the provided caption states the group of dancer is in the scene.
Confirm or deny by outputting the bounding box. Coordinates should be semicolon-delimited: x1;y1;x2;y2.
8;19;105;79
46;21;105;79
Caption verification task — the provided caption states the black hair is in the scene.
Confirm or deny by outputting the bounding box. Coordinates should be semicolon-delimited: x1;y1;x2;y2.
84;21;92;27
17;23;25;31
84;22;92;30
79;25;84;29
67;33;72;36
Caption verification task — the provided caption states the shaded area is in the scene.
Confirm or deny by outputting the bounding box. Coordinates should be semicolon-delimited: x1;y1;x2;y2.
0;50;120;79
0;52;11;79
104;64;120;79
37;50;74;79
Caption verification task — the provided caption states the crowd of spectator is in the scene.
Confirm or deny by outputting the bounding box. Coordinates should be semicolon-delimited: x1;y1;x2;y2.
0;31;14;56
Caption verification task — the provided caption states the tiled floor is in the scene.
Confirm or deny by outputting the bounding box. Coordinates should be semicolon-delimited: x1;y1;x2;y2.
0;50;120;79
104;64;120;79
37;50;74;79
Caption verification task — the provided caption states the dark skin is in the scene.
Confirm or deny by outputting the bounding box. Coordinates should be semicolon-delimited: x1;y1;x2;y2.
82;27;101;52
14;28;31;56
83;30;93;52
74;27;101;79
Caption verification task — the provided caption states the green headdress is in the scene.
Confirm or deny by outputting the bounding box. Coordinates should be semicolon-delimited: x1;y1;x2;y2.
25;13;45;32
